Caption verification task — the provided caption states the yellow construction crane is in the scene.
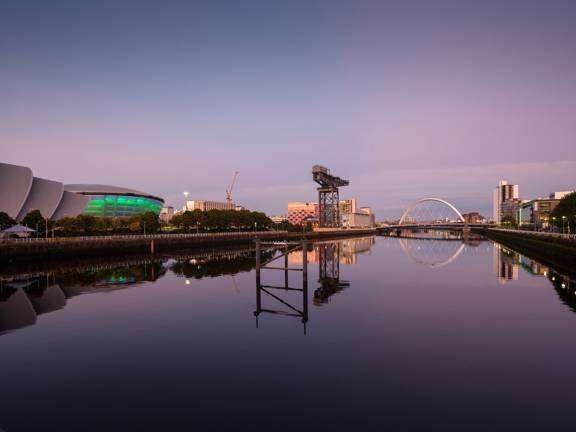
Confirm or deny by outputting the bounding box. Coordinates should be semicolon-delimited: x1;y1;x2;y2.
225;171;239;204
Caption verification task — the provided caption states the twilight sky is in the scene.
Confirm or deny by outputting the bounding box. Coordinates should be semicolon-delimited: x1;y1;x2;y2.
1;0;575;218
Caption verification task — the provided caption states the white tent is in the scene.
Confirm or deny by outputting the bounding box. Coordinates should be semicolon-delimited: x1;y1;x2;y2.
0;224;36;238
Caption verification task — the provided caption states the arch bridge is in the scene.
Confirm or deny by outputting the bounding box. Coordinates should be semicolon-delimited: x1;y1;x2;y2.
378;197;490;233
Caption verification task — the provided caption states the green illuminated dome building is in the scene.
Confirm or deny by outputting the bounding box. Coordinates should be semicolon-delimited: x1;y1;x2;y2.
65;184;164;217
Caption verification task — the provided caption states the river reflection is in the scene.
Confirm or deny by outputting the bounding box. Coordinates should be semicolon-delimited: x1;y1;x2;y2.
492;242;575;311
1;235;574;336
2;234;576;430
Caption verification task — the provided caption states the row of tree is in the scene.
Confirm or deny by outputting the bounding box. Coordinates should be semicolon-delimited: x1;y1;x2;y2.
0;209;162;236
0;208;306;237
170;209;273;232
550;192;576;231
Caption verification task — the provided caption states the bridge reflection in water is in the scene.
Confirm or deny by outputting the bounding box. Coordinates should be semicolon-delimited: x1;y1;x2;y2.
1;235;574;337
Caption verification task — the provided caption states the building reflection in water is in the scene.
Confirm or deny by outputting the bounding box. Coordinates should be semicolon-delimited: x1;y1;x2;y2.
490;242;576;312
3;236;572;336
0;246;267;336
492;242;556;283
0;262;166;335
492;244;520;282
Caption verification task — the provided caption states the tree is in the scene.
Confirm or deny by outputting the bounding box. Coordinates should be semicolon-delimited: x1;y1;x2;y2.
112;217;131;233
0;212;16;230
129;220;141;233
58;217;77;236
551;192;576;232
140;212;161;233
500;215;517;229
21;210;46;234
75;215;97;234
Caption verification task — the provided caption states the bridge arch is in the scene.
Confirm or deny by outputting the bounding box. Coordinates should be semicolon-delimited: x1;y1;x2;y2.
399;197;465;225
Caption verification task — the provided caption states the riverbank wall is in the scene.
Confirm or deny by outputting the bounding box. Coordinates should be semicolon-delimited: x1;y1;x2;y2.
0;229;377;263
484;228;576;276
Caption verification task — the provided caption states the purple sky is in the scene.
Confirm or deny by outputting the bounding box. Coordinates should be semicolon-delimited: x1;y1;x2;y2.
1;0;575;218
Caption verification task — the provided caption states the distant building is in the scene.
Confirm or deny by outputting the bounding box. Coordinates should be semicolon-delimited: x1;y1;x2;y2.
462;212;484;224
184;200;235;212
549;191;574;200
159;206;174;222
339;199;357;215
493;180;519;223
518;198;560;229
341;212;374;228
287;202;318;225
270;215;288;224
339;198;375;227
500;198;522;222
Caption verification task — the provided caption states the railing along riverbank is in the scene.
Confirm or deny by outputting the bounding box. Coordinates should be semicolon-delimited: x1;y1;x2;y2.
488;228;576;241
0;229;377;262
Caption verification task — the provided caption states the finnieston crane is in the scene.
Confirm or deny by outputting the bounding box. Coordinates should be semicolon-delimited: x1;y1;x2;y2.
225;171;239;204
312;165;349;228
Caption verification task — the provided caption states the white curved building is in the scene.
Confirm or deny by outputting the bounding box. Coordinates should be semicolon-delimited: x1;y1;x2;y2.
0;162;164;220
0;163;34;219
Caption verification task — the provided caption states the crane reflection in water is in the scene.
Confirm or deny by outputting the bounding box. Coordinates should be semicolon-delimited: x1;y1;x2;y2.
1;236;574;337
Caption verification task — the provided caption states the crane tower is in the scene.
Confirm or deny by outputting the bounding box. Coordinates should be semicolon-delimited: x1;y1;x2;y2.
225;171;239;204
312;165;349;228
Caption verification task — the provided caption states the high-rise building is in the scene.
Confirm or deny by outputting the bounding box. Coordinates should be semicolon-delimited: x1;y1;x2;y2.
287;202;318;225
492;180;519;223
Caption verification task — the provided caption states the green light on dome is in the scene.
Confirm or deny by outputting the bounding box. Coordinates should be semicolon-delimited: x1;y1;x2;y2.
82;194;163;217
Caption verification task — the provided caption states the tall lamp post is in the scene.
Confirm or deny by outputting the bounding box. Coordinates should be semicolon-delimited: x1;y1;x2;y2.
562;216;567;234
196;221;200;234
552;216;556;232
254;222;257;233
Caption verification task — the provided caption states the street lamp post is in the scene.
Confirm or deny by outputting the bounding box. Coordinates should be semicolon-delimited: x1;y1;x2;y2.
143;221;147;236
552;216;556;232
254;222;257;233
562;216;567;234
196;222;200;234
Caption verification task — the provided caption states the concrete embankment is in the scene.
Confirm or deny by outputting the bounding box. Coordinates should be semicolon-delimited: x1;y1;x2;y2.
0;229;377;263
484;228;576;275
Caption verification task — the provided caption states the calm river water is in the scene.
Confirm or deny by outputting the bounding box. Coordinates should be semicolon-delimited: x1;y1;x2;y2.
1;235;575;431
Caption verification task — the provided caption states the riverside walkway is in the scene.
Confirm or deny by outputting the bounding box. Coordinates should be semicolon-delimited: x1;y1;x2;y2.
0;228;377;262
